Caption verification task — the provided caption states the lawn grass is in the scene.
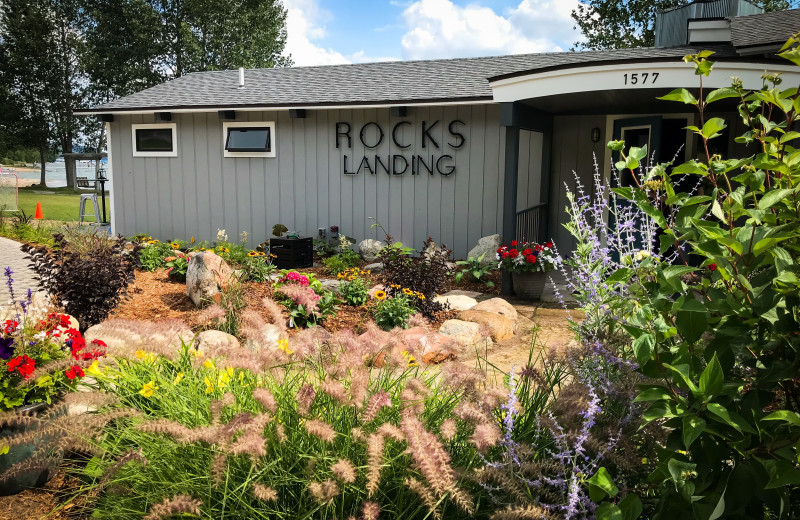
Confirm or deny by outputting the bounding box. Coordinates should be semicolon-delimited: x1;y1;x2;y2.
2;186;110;222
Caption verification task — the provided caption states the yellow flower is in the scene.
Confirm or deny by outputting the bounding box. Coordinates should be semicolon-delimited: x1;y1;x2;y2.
204;358;215;369
269;253;277;259
87;360;102;377
278;338;294;355
190;236;195;244
189;348;204;359
402;288;413;296
417;292;426;300
204;376;214;394
226;366;234;378
139;380;159;398
347;275;356;281
248;250;258;257
171;242;180;249
173;372;184;385
217;370;230;389
135;350;155;363
374;290;387;300
337;273;345;279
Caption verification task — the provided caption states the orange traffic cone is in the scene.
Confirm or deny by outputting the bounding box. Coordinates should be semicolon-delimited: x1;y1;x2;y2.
34;201;43;220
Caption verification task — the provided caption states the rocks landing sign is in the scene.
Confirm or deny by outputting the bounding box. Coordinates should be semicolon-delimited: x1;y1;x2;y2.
335;120;465;177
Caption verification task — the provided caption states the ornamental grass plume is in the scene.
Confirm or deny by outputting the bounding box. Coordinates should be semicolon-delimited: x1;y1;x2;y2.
308;479;340;504
305;419;337;443
454;401;491;424
252;483;278;502
296;383;316;416
252;387;278;413
362;390;392;423
400;414;474;514
331;458;357;483
277;284;320;314
320;378;348;405
210;452;226;486
405;477;442;520
197;304;226;327
365;433;385;497
275;422;287;443
471;422;502;453
376;422;404;442
348;368;370;408
362;501;381;520
439;419;458;441
261;297;287;331
143;494;202;520
490;505;559;520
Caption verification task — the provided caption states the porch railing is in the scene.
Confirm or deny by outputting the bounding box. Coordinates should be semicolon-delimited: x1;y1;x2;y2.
515;203;548;244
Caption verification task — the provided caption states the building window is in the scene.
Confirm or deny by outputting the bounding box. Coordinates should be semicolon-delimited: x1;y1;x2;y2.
223;121;276;158
131;123;178;157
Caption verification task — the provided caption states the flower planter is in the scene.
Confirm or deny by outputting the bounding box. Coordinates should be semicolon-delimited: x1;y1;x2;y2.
511;271;548;300
0;402;58;496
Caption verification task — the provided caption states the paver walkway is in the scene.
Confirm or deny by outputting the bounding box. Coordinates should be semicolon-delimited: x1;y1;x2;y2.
0;237;40;304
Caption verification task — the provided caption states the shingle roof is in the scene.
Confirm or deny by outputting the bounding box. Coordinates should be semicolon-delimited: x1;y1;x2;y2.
80;45;743;113
730;8;800;48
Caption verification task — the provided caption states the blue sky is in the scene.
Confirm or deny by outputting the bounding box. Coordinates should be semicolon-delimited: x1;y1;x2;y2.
283;0;584;66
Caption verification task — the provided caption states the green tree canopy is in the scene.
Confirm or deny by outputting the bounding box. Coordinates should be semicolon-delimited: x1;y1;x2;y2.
571;0;800;50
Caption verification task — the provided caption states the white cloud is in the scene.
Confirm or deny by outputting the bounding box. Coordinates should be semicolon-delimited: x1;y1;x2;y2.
282;0;399;66
400;0;583;60
283;0;350;66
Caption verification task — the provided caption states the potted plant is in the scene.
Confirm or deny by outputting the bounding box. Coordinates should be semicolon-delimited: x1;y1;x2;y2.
0;271;105;495
496;240;558;300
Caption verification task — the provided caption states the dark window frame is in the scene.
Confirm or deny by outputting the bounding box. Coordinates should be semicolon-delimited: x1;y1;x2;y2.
225;127;271;153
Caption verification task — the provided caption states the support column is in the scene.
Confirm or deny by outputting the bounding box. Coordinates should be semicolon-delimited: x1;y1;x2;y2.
501;125;520;296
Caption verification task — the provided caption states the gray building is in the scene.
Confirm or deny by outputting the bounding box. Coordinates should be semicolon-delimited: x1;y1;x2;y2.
79;2;800;258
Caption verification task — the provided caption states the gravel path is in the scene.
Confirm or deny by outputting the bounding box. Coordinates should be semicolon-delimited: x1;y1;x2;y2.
0;237;39;304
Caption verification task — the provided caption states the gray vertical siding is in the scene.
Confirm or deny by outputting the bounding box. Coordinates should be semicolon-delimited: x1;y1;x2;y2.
109;104;507;258
516;129;543;210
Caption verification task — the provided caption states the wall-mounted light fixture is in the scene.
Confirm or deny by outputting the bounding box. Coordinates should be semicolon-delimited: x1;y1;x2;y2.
591;127;601;143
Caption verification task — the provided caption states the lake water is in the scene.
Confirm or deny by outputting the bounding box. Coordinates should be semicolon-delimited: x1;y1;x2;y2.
5;161;102;188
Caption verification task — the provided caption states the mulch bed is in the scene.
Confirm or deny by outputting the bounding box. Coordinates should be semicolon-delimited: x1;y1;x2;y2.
0;470;86;520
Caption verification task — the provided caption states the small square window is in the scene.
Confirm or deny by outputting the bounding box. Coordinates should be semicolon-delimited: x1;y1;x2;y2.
226;127;270;152
223;121;276;158
131;123;177;157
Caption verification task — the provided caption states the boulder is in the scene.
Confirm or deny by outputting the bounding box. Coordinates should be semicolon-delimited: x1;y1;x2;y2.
473;297;518;321
197;330;240;351
438;319;486;348
318;279;341;293
186;251;234;307
400;327;458;365
433;294;477;311
458;309;515;342
363;262;384;273
467;234;502;265
358;239;384;262
243;324;285;350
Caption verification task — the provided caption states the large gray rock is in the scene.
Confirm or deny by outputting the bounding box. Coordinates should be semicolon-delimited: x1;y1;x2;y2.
186;251;234;307
319;279;341;293
358;239;384;262
363;262;384;273
467;234;502;265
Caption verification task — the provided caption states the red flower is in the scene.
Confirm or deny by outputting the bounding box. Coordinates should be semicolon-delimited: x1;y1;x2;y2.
534;244;543;252
8;355;35;379
502;251;510;259
2;320;18;335
510;240;518;247
545;241;553;249
522;248;533;256
708;263;717;271
510;249;519;258
65;365;84;380
526;255;538;264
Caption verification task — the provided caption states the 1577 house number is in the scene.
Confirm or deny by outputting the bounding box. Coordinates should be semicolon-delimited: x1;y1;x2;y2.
623;72;659;85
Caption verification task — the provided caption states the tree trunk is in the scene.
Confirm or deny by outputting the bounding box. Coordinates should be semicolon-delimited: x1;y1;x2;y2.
39;148;47;187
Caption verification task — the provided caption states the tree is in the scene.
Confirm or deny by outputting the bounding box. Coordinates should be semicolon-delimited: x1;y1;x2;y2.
572;0;800;50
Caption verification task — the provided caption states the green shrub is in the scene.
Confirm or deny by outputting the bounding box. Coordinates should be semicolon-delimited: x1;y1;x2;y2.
243;254;277;282
452;253;496;287
372;293;416;330
340;277;369;306
322;250;361;275
164;252;189;282
137;241;171;271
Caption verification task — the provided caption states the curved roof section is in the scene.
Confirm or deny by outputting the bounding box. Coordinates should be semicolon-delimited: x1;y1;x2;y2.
81;46;749;113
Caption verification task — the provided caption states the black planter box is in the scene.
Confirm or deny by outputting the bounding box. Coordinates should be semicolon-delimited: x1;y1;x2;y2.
271;237;313;268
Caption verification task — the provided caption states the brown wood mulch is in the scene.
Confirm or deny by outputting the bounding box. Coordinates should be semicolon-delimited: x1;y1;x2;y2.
0;470;86;520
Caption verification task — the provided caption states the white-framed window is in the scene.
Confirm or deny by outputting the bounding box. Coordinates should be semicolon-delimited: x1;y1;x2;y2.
131;123;178;157
223;121;276;158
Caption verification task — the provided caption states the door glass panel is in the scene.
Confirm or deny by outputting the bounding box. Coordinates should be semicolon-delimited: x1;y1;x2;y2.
620;127;650;188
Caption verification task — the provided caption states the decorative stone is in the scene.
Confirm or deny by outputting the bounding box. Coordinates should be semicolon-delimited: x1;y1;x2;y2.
467;234;502;265
358;239;384;262
458;309;515;342
438;319;485;347
473;297;518;321
197;330;240;351
243;324;285;350
363;262;384;273
318;279;341;293
186;251;234;307
400;327;458;364
433;294;477;311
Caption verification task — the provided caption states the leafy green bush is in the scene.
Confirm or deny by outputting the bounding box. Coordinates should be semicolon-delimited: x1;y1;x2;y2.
372;293;416;330
340;276;369;306
322;250;361;275
599;47;800;517
243;254;277;282
452;253;496;287
164;252;189;282
137;241;171;271
379;237;450;318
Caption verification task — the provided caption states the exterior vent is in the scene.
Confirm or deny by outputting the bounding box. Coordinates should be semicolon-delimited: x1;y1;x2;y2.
655;0;762;47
